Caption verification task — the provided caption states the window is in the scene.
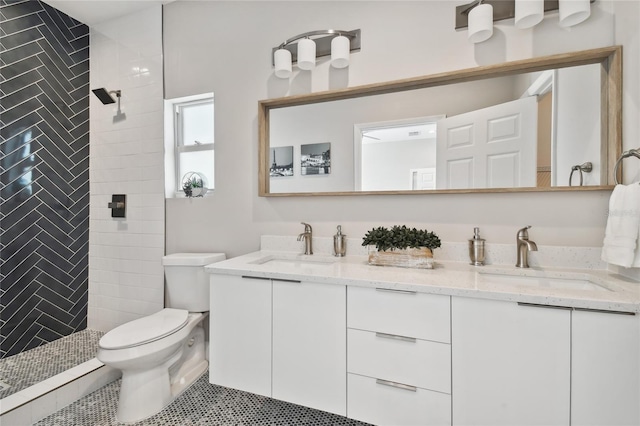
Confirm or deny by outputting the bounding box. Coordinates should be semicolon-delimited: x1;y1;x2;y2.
165;93;214;197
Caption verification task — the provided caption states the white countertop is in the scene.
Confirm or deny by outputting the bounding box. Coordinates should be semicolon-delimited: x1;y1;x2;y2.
206;251;640;313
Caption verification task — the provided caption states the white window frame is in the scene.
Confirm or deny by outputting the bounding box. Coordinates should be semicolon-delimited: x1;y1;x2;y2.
164;93;214;198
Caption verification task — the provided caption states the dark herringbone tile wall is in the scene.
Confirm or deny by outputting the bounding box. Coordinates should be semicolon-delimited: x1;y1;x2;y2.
0;0;89;358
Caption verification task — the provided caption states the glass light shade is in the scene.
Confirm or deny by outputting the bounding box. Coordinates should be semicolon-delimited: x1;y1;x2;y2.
297;38;316;70
468;3;493;43
330;35;350;69
515;0;544;29
559;0;591;27
274;48;292;79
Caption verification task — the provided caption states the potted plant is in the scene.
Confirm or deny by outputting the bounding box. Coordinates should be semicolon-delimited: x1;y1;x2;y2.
181;172;207;198
362;225;441;269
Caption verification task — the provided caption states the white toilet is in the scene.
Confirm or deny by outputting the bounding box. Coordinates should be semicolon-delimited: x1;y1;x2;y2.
97;253;225;423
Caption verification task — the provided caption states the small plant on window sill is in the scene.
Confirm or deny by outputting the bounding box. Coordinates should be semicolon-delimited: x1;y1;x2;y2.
181;172;207;198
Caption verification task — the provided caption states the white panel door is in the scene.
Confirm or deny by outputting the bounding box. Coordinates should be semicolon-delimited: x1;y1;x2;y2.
272;280;347;416
436;97;537;189
451;297;570;426
411;167;436;190
209;275;272;397
572;310;640;426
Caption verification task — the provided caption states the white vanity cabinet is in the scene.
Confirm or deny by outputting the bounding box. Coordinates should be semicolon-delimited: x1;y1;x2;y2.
347;286;452;426
571;309;640;426
451;297;571;426
209;274;272;397
272;279;346;416
209;274;346;416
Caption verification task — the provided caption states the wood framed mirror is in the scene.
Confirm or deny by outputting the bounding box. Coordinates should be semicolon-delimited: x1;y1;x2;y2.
259;46;621;197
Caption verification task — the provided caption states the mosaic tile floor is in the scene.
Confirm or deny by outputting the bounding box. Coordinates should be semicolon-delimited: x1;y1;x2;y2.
36;372;371;426
0;329;104;399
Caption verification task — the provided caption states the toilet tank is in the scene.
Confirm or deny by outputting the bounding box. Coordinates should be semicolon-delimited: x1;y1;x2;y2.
162;253;226;312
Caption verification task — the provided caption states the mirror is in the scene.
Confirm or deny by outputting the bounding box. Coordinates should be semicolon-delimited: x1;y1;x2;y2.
259;46;621;196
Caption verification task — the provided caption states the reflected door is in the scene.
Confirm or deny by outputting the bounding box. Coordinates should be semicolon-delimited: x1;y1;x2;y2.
410;167;436;190
436;97;537;189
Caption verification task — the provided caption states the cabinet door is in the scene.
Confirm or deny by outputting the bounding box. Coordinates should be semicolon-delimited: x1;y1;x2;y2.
272;280;346;416
572;309;639;426
451;297;570;426
209;274;271;397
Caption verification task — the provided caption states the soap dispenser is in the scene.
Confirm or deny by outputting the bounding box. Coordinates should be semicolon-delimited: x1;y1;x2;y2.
333;225;347;257
468;227;485;266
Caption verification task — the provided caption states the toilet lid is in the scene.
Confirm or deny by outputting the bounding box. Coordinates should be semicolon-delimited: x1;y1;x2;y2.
99;308;189;350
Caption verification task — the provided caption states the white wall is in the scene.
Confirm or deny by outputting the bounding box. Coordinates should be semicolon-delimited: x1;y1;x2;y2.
163;1;639;264
88;5;165;331
362;138;437;191
555;65;601;186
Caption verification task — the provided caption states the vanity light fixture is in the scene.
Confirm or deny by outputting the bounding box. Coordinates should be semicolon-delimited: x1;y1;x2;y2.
456;0;596;43
297;38;316;70
558;0;591;27
272;29;361;79
468;1;494;43
514;0;544;29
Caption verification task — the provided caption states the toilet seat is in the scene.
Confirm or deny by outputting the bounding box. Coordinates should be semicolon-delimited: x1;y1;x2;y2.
99;308;189;350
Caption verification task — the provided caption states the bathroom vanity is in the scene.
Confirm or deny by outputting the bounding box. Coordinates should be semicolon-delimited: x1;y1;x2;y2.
206;250;639;426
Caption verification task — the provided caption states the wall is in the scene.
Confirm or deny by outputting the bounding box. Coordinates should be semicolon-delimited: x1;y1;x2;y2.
362;137;436;191
163;1;639;269
0;0;89;358
88;5;164;332
555;65;601;186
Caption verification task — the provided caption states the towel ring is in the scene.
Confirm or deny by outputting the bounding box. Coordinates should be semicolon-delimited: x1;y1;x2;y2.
613;148;640;184
569;162;592;187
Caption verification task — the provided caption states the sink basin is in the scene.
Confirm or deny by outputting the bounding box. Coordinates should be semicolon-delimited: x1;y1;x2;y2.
478;270;610;292
249;254;338;268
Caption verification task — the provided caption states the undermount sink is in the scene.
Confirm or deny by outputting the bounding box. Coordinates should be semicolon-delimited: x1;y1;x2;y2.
478;270;611;292
249;254;338;268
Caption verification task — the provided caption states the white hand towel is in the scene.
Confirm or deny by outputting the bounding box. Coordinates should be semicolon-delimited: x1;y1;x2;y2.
601;183;640;267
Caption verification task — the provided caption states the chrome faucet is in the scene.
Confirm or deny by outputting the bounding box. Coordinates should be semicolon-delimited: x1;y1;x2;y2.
516;226;538;268
297;222;313;255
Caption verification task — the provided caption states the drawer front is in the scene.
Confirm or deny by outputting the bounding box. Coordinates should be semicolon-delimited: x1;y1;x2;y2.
348;373;451;426
347;286;450;343
348;329;450;393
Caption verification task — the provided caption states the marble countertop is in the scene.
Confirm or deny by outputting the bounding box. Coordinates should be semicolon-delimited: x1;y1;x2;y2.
206;251;640;313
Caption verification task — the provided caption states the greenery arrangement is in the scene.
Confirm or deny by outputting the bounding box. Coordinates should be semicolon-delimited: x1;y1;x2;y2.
362;225;441;252
182;173;205;197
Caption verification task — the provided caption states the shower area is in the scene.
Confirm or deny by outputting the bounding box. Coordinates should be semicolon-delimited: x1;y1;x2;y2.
1;0;90;359
1;0;166;408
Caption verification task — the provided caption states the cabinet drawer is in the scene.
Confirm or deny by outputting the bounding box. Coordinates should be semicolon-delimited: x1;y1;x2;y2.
348;329;450;393
348;373;451;426
347;286;450;343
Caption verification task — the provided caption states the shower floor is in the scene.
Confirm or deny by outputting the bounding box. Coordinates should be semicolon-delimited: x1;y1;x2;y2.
0;329;103;399
36;371;371;426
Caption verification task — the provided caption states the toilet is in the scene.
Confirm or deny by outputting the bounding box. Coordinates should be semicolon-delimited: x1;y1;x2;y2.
97;253;225;423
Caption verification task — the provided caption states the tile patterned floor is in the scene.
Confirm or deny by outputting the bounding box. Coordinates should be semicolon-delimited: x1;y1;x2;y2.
36;372;371;426
0;329;103;399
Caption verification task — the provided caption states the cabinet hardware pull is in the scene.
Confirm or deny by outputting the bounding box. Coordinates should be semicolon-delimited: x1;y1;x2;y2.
375;288;417;295
518;303;636;315
375;332;416;343
574;307;635;316
272;278;302;284
375;379;417;392
241;275;271;281
517;302;572;310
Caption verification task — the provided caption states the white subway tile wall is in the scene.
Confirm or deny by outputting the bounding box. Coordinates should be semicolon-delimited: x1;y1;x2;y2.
88;5;165;332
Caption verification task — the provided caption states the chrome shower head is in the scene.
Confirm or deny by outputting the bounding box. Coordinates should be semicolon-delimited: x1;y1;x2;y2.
92;88;120;104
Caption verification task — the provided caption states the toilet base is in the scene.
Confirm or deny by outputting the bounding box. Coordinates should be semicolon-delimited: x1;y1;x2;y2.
171;359;208;397
116;351;180;423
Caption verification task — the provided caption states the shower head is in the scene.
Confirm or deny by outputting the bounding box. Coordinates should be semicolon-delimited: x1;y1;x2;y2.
92;88;120;105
